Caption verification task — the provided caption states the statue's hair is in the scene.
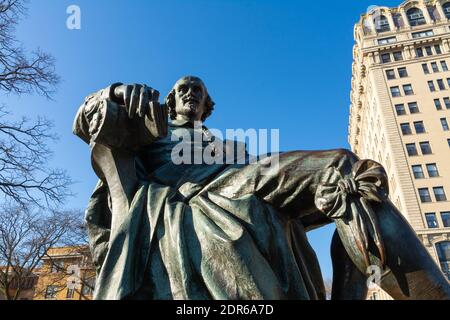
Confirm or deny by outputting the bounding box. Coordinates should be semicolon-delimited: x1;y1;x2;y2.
165;76;215;122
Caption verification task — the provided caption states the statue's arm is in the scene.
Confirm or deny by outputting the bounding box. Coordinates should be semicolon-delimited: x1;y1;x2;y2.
73;83;168;150
73;83;128;147
73;83;168;228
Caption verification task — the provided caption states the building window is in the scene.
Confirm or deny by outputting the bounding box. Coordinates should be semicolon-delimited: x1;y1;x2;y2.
375;15;391;33
447;78;450;87
381;53;391;64
412;165;425;179
386;69;396;80
420;141;433;155
422;63;430;74
444;97;450;109
414;121;426;134
403;84;414;95
407;8;426;26
426;163;439;177
436;242;450;281
437;79;446;90
395;104;406;115
416;47;424;57
428;81;436;92
51;261;63;273
434;187;447;202
425;46;433;56
391;86;401;97
448;139;450;148
426;213;439;228
419;188;432;203
406;143;418;156
393;51;403;61
435;44;443;55
441;212;450;228
431;62;439;73
442;61;449;71
412;30;434;38
441;118;450;131
66;288;75;299
444;2;450;18
434;99;443;110
378;37;397;45
398;67;408;78
408;102;419;113
401;123;413;135
45;285;58;299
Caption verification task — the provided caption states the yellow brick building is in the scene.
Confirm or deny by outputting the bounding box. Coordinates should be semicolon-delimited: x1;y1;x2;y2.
33;246;95;300
0;267;38;300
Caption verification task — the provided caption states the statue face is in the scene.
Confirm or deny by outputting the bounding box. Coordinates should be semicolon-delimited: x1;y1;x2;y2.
173;78;207;122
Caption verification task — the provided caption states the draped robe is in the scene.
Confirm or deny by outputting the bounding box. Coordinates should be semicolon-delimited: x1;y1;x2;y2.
74;86;391;300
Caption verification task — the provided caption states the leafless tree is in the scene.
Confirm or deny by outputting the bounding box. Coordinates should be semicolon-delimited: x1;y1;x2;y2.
0;1;86;300
0;107;72;208
0;204;84;300
0;0;59;97
32;217;96;301
0;0;70;208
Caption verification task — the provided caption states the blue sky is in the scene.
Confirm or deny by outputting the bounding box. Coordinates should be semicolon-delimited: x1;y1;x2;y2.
3;0;402;282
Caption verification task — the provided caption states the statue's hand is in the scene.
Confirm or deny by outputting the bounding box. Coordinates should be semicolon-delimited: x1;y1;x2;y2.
113;83;158;117
114;84;167;137
114;83;157;119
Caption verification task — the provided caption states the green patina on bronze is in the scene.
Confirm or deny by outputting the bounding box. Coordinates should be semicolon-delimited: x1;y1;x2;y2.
73;77;450;300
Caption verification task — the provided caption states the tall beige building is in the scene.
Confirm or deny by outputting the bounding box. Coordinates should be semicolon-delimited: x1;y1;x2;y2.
349;0;450;287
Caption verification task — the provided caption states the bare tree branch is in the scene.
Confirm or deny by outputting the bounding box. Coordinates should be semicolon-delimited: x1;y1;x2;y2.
0;105;72;208
0;1;68;208
0;204;85;300
0;1;84;301
30;216;95;300
0;0;59;98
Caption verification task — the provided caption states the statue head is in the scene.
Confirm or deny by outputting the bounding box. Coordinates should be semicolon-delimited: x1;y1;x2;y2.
165;76;215;123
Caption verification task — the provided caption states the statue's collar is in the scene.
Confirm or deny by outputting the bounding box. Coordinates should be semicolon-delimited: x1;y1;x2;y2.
170;119;191;127
169;119;207;130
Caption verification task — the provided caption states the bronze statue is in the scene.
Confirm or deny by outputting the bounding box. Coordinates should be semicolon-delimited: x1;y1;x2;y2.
74;76;450;300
